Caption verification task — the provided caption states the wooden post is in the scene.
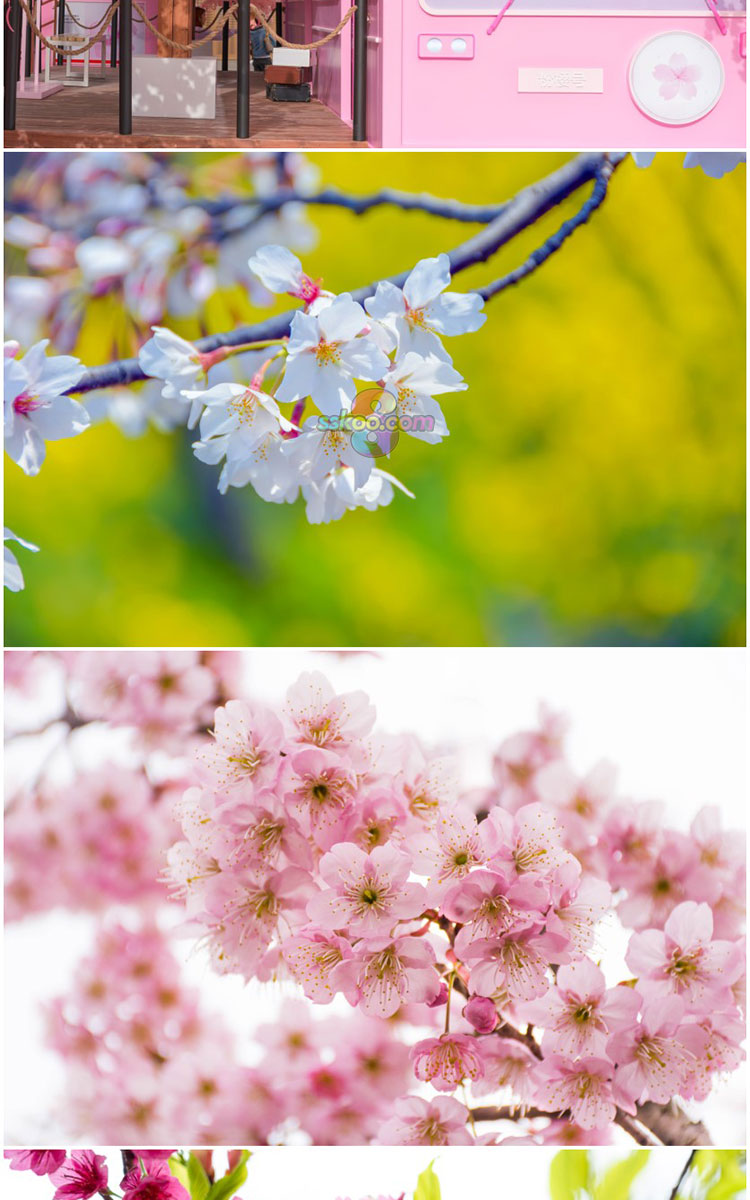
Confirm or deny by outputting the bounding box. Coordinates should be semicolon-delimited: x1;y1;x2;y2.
158;0;194;58
353;0;367;143
119;0;132;134
4;0;21;129
236;0;250;137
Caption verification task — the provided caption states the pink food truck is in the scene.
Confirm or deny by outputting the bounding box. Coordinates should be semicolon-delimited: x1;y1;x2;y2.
304;0;745;147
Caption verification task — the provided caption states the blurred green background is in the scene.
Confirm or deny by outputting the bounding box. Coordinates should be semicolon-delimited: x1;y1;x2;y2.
5;153;745;647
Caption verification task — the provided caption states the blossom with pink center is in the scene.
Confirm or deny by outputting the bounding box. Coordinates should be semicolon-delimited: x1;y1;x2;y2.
471;1038;540;1105
491;705;569;812
609;996;696;1105
332;934;440;1017
409;806;485;896
203;864;315;974
375;1094;473;1145
5;1151;67;1175
617;832;704;931
198;698;285;795
49;1151;109;1200
121;1162;189;1200
545;866;612;955
307;841;426;937
653;54;701;100
283;926;355;1003
463;928;554;1002
284;747;359;847
524;959;640;1058
599;801;666;889
480;803;574;881
284;671;376;764
677;1011;746;1101
534;1055;621;1130
535;759;617;849
248;245;327;306
447;869;545;951
625;901;744;1009
411;1032;485;1092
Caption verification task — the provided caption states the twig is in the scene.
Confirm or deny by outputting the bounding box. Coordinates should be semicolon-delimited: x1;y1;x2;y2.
670;1151;698;1200
66;153;625;398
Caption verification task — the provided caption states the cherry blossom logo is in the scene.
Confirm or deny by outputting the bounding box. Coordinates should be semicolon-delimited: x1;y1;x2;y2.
653;54;702;101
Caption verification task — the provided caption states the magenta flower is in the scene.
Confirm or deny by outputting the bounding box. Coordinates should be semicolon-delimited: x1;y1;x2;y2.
411;1032;485;1092
5;1151;67;1175
307;841;426;937
462;993;499;1034
375;1094;473;1145
609;996;696;1105
121;1162;189;1200
534;1055;621;1130
50;1151;109;1199
333;934;440;1017
626;900;744;1009
653;54;701;100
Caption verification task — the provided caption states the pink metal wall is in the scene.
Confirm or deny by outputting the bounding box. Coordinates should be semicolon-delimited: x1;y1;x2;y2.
386;8;746;147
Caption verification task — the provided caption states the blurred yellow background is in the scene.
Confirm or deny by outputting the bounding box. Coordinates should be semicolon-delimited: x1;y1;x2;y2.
5;152;745;647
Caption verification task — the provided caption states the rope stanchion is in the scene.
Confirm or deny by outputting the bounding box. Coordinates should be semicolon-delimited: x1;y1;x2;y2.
4;0;22;128
236;0;249;137
119;0;130;133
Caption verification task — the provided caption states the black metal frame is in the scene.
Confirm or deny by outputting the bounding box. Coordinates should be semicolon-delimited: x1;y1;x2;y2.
118;0;132;133
236;0;250;137
4;0;22;129
352;0;367;143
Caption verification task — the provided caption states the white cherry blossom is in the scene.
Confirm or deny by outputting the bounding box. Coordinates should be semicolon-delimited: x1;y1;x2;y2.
4;340;88;475
4;527;39;592
365;254;486;359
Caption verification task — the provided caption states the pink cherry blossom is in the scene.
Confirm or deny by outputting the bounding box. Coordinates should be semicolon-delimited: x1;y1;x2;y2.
284;747;358;847
375;1095;474;1145
480;803;575;880
197;698;284;794
333;935;440;1017
409;806;485;896
284;670;375;764
534;1055;620;1130
49;1151;108;1200
525;959;641;1058
5;1151;67;1175
463;928;554;1002
626;901;744;1009
608;996;696;1105
307;842;426;937
462;994;499;1034
121;1162;189;1200
283;927;355;1003
411;1032;485;1092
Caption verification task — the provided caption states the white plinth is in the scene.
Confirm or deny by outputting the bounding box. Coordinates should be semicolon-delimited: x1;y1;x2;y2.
132;56;217;119
17;80;65;99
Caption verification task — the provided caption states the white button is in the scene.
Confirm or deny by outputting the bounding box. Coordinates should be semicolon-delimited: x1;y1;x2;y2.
451;38;467;54
426;38;443;54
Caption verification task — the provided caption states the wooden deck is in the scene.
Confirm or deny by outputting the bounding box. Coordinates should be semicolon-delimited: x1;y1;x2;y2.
5;68;362;149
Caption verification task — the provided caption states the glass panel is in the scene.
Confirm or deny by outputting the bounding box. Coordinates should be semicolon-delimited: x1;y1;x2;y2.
419;1;745;14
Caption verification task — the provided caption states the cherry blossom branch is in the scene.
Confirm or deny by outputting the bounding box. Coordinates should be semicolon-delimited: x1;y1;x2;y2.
636;1102;712;1147
669;1150;698;1200
66;152;626;398
469;1103;661;1146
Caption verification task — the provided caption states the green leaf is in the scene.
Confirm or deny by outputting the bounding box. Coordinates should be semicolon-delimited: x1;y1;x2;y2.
550;1151;591;1200
594;1153;650;1200
414;1161;441;1200
696;1150;746;1200
206;1151;252;1200
182;1154;211;1200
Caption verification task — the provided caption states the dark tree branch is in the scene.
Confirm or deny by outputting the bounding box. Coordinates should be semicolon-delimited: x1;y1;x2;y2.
66;152;626;398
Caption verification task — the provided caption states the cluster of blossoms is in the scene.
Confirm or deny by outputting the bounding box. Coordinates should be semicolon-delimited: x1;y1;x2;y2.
6;659;745;1146
4;152;318;356
45;922;412;1146
4;1150;186;1200
162;672;745;1144
4;651;243;918
136;245;485;523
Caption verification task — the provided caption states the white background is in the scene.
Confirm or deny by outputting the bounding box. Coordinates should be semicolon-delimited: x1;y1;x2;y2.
4;648;747;1144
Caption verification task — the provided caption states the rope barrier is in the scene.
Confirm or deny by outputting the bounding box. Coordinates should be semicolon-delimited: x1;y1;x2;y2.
16;0;357;58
